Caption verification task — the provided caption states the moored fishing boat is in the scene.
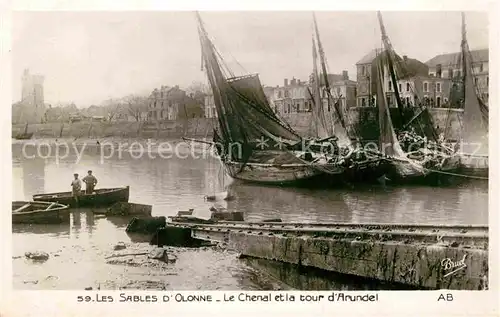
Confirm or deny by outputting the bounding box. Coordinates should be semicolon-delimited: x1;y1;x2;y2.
196;12;344;187
12;201;70;224
307;14;391;184
33;186;130;207
374;12;460;184
454;13;489;178
14;123;33;140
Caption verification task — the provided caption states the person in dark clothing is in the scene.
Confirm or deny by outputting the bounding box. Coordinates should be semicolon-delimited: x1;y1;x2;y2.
82;170;98;194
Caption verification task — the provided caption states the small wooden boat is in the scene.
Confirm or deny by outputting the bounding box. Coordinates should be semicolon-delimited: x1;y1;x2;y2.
32;186;130;207
12;201;70;224
14;123;33;140
14;132;34;140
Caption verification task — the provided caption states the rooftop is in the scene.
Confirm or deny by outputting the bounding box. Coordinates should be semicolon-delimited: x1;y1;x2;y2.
425;48;489;67
356;48;384;65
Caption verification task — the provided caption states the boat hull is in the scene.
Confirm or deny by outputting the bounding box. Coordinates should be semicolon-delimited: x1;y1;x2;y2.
14;132;34;140
12;201;70;224
32;186;130;207
386;154;462;186
224;161;326;186
223;157;391;188
459;154;489;178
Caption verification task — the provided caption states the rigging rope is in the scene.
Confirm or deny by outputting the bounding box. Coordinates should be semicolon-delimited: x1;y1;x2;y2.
422;167;488;180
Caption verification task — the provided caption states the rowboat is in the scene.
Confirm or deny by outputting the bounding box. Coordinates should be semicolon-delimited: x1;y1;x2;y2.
12;201;70;224
32;186;130;207
14;132;34;140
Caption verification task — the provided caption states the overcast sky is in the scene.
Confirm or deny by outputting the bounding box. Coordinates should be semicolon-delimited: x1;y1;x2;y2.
12;11;488;106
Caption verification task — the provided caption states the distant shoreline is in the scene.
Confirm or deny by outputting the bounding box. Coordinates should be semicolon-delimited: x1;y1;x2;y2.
12;119;217;140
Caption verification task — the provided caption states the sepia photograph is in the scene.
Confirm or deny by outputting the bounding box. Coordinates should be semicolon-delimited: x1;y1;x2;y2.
10;10;489;294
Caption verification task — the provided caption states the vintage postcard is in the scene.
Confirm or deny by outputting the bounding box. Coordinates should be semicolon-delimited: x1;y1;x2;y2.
0;1;498;316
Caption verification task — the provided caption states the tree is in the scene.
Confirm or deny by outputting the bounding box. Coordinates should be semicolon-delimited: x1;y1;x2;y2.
186;81;208;95
123;94;148;122
101;98;122;122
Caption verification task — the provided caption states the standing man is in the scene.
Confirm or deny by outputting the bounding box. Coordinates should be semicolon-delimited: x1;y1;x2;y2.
71;173;82;205
82;170;98;194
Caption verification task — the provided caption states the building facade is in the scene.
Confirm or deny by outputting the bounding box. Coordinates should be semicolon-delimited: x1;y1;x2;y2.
266;72;356;117
355;49;381;108
425;48;489;103
355;49;431;108
16;69;46;123
384;75;451;108
271;78;312;115
147;86;204;121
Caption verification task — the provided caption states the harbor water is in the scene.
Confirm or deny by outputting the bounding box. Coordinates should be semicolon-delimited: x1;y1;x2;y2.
11;140;488;290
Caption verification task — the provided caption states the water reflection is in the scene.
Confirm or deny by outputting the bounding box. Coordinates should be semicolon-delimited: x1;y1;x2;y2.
12;223;70;236
12;143;489;290
243;257;419;290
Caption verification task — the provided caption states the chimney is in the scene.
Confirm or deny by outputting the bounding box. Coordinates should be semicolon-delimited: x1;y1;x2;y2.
291;78;297;86
284;78;288;87
403;55;408;61
342;70;349;80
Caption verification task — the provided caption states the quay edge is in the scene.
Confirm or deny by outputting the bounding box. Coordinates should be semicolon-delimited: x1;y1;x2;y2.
164;222;488;290
228;232;487;290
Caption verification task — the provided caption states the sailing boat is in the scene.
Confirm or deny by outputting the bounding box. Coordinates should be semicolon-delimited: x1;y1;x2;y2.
195;12;342;186
14;122;34;140
456;12;489;177
306;13;390;183
375;12;460;183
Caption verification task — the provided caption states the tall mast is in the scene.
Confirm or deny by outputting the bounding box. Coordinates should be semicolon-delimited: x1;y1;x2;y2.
311;36;326;138
377;11;405;126
313;13;348;132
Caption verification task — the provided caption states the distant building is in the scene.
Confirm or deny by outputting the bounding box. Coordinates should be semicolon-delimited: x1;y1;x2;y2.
265;72;356;118
272;77;312;115
15;69;45;123
425;48;489;102
148;85;204;121
355;49;430;108
385;75;451;108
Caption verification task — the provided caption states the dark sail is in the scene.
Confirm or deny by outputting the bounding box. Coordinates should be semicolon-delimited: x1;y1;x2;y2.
460;13;488;156
376;12;439;142
197;12;301;162
312;14;352;147
375;57;405;158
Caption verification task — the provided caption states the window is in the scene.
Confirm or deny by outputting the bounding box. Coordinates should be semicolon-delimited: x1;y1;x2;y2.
475;78;478;86
399;83;402;92
278;91;283;98
388;81;392;91
437;96;441;107
487;76;489;86
406;83;410;92
448;68;453;78
361;98;366;107
361;66;366;76
423;82;428;92
406;97;410;107
436;82;441;93
284;90;289;98
480;63;484;72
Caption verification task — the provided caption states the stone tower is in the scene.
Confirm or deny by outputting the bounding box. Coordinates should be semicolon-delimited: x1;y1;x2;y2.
20;69;45;123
